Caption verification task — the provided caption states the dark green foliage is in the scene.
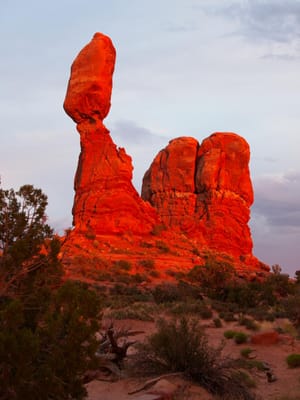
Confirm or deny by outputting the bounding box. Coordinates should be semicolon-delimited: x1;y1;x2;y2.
152;284;181;304
167;300;208;316
238;316;259;331
295;270;300;284
240;348;254;359
286;354;300;368
133;317;256;399
219;311;237;322
0;183;102;399
213;317;222;328
187;257;235;298
0;280;102;400
155;240;170;253
283;295;300;332
0;184;52;265
224;330;236;339
234;332;249;344
199;307;213;319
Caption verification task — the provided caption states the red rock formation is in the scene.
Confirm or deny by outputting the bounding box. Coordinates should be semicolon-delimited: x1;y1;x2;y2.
64;33;157;235
142;133;254;260
62;32;268;279
142;137;202;235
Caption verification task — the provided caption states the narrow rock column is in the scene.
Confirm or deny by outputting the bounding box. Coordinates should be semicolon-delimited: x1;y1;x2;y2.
64;33;157;235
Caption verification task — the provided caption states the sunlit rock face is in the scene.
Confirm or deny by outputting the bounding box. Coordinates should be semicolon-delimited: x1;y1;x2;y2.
64;32;115;123
62;32;268;276
142;132;254;259
64;33;158;235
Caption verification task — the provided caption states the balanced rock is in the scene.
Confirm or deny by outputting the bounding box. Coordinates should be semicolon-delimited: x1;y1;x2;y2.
142;132;254;259
64;33;157;235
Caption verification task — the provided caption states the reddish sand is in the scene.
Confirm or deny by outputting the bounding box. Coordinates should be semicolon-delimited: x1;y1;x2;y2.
86;318;300;400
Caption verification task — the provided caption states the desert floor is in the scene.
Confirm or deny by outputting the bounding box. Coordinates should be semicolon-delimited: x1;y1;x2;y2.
86;317;300;400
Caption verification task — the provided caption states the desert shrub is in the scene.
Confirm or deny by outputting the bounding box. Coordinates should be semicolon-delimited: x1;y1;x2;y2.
224;330;236;339
239;317;260;331
236;358;266;372
240;348;254;359
213;317;222;328
149;270;160;278
108;284;151;304
233;370;256;388
283;295;300;332
155;240;170;253
187;258;235;298
138;259;155;269
265;270;294;297
0;280;102;400
220;311;237;322
152;284;181;304
108;302;157;321
234;332;248;344
167;300;207;316
249;308;274;322
113;259;132;271
286;354;300;368
176;280;203;300
132;317;256;399
199;307;213;319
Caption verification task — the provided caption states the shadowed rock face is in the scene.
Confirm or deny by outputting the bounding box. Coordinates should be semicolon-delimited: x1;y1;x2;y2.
64;33;158;235
142;133;254;258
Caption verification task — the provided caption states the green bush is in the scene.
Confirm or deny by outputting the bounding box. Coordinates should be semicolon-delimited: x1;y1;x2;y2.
167;301;203;316
187;257;235;298
152;284;180;304
240;348;254;359
234;332;248;344
224;330;236;339
0;183;103;400
220;311;237;322
199;307;213;319
0;281;102;400
239;317;259;331
286;353;300;368
213;318;222;328
132;317;256;399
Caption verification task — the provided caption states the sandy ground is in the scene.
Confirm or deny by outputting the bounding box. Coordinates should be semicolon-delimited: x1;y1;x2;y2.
86;318;300;400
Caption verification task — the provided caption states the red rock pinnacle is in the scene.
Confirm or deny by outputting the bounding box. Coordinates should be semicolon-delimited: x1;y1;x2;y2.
142;133;254;259
64;33;157;235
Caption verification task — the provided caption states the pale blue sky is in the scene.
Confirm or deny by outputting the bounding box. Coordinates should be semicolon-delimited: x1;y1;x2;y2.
1;0;300;275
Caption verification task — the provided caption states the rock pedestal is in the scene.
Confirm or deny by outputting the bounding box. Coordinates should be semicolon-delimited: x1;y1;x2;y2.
64;33;157;235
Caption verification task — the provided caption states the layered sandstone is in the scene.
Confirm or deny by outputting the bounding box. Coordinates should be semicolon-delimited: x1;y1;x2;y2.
142;133;254;259
62;32;267;277
64;33;157;235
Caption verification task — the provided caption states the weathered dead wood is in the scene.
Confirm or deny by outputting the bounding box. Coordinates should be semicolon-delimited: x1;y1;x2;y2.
128;373;184;395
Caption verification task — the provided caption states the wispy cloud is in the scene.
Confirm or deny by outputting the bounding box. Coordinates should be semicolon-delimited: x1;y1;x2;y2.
202;0;300;60
252;171;300;231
